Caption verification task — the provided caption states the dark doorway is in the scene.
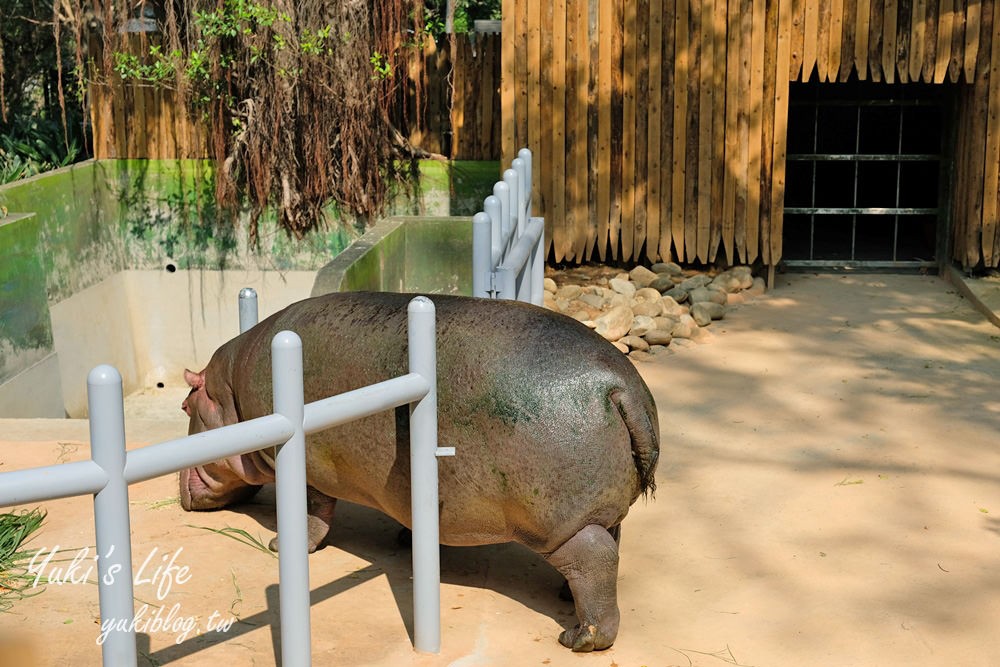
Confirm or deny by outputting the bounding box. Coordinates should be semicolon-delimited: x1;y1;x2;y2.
783;80;950;269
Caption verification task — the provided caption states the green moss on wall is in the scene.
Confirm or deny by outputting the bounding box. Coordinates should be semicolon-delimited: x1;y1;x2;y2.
0;214;54;383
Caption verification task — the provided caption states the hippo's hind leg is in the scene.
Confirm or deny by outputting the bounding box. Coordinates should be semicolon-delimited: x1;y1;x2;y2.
268;486;337;554
544;524;621;652
559;524;621;601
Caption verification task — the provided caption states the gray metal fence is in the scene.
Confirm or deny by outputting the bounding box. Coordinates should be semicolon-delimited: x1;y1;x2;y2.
472;147;545;304
0;295;444;665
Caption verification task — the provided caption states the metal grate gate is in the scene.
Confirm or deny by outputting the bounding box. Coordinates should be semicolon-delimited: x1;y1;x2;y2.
783;81;947;269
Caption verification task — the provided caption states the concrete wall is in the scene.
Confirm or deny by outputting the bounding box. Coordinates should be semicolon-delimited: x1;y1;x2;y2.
0;159;497;417
312;217;473;297
48;270;315;417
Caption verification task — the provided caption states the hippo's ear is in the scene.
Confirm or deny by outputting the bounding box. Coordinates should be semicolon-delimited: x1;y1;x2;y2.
184;369;205;389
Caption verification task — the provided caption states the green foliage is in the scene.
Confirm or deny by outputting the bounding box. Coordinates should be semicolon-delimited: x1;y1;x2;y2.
0;509;47;612
194;0;290;38
423;0;502;38
1;114;81;184
370;51;394;80
0;0;89;184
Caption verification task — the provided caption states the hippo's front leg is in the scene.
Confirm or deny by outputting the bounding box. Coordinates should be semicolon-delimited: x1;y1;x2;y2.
267;486;338;554
544;524;621;652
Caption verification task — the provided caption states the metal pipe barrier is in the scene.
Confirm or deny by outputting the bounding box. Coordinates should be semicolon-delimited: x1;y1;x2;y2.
0;296;443;664
238;287;259;334
472;147;546;305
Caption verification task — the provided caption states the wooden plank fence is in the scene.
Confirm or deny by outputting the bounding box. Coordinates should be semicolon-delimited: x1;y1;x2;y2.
502;0;1000;269
400;34;502;160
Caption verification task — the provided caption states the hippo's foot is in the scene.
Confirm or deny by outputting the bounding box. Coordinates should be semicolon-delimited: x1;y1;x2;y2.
544;524;620;652
267;487;337;554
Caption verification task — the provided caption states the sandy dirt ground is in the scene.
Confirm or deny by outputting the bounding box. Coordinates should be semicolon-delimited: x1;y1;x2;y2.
1;272;999;667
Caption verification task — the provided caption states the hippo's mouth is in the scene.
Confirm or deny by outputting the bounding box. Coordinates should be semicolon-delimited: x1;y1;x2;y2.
179;465;264;511
179;466;213;511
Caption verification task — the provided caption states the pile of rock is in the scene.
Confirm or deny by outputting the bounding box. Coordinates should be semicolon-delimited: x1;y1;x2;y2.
543;262;766;360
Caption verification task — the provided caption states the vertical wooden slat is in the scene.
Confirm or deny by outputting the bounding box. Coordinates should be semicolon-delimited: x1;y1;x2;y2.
659;0;677;261
565;1;580;259
936;0;955;82
672;0;691;260
855;0;872;78
790;0;805;79
528;13;541;177
804;0;819;79
610;0;625;259
952;86;971;264
883;0;898;82
923;0;940;81
134;85;148;158
710;0;728;261
518;0;529;149
981;0;1000;265
621;0;637;260
597;0;613;260
910;0;928;81
896;0;912;82
634;0;651;261
772;0;793;266
696;0;714;262
977;0;994;80
817;0;832;80
962;0;982;83
747;0;766;263
760;0;778;265
501;0;516;166
570;0;590;261
962;79;986;265
962;78;985;265
552;0;568;261
723;0;743;262
870;0;886;81
829;0;845;80
840;0;858;80
910;0;927;82
647;0;664;262
484;36;500;159
736;0;752;261
452;39;466;158
586;0;601;258
686;0;704;261
540;0;555;252
949;0;967;81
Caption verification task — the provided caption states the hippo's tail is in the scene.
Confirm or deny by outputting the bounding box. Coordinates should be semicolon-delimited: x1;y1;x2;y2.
611;387;660;498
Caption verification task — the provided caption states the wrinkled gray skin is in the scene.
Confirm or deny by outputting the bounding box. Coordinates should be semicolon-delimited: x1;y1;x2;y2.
180;292;660;651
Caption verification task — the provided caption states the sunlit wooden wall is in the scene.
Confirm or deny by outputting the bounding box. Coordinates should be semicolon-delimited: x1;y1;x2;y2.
501;0;1000;268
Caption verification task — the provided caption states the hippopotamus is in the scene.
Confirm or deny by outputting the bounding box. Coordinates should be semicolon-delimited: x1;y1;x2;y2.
179;291;659;651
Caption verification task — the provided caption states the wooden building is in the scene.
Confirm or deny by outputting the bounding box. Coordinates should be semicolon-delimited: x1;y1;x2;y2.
500;0;1000;271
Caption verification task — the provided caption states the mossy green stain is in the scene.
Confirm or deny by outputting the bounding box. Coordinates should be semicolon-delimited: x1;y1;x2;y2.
491;466;509;492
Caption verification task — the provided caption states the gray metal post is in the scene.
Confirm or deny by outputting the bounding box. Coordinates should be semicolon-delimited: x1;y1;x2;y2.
511;158;526;235
503;168;519;241
484;195;503;266
531;217;546;306
518;147;533;218
88;365;138;667
239;287;259;333
472;212;492;298
272;332;311;666
493;180;511;249
407;297;441;653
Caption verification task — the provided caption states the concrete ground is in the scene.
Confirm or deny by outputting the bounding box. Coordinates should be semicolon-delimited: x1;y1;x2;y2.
1;272;999;666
